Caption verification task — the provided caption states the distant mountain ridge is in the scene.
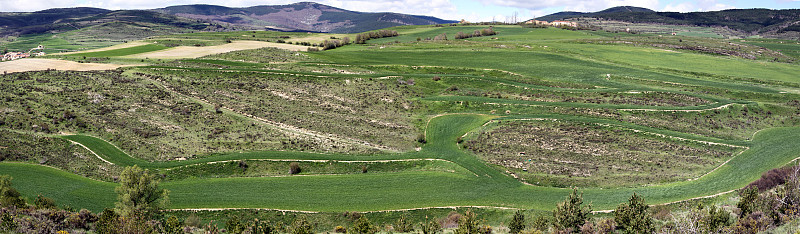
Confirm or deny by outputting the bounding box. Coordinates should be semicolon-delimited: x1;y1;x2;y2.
536;6;800;35
0;2;456;37
153;2;457;33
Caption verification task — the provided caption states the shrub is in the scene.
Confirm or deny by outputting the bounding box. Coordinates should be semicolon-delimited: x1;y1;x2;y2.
335;225;347;233
553;189;591;231
596;218;616;234
185;214;202;227
0;175;26;208
290;216;314;234
704;205;731;232
289;162;301;174
163;216;183;234
478;225;492;234
731;211;772;233
508;210;525;234
432;76;441;81
1;213;16;232
226;216;245;234
251;220;275;234
614;193;653;234
96;208;120;234
531;215;550;231
748;166;798;191
351;216;378;234
361;165;368;173
419;217;441;234
453;210;481;234
393;215;413;233
34;195;56;210
416;134;426;144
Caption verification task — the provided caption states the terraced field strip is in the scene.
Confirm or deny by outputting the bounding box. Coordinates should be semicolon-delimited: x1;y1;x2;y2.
9;114;796;213
53;41;149;55
60;44;168;57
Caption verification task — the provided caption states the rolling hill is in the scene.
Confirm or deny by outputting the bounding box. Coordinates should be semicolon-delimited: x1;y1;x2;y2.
536;6;800;36
154;2;457;33
0;2;456;38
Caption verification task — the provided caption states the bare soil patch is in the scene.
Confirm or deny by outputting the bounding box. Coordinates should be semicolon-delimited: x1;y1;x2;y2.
125;41;309;59
0;59;128;73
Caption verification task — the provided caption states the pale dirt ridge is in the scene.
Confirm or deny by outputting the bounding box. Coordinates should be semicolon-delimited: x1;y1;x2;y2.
0;58;130;74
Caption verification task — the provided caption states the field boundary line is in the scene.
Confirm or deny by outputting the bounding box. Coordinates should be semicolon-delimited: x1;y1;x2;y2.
618;103;735;112
62;137;114;165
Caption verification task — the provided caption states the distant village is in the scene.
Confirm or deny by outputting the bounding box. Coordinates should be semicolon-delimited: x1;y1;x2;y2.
523;19;578;27
2;45;46;61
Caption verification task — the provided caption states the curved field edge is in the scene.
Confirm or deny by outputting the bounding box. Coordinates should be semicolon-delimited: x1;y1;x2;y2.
3;114;799;213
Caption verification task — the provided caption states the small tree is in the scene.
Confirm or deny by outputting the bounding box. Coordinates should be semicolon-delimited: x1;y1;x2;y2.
553;188;592;232
509;210;525;234
115;165;169;217
614;193;654;234
704;205;731;233
351;216;378;234
737;186;758;217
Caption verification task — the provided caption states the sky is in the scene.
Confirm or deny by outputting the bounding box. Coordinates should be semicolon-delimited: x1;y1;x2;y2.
0;0;798;22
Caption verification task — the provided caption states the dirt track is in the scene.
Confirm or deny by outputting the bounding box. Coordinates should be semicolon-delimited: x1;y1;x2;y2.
125;41;309;59
0;58;128;73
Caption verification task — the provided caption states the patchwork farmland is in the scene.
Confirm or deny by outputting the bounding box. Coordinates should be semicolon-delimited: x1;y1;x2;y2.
2;24;800;233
